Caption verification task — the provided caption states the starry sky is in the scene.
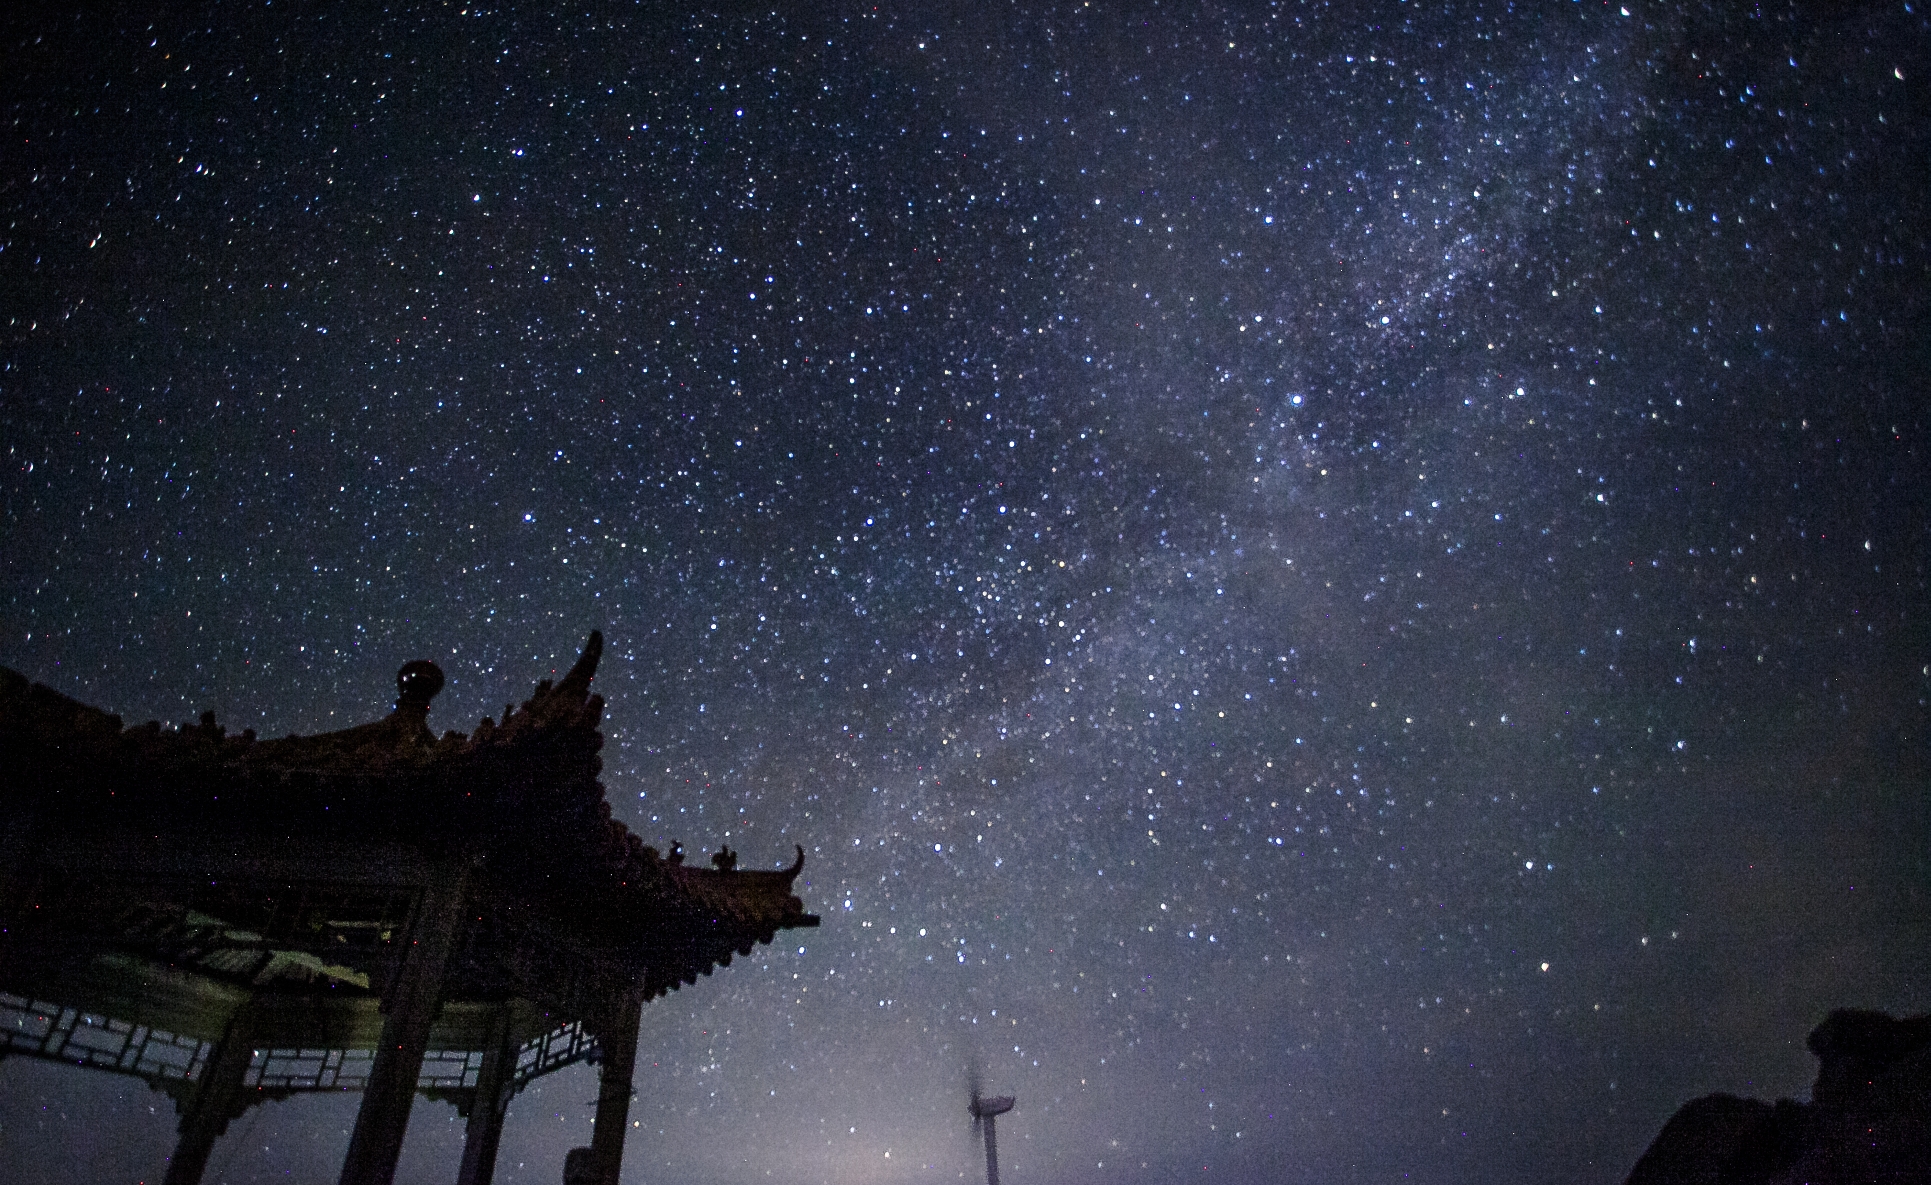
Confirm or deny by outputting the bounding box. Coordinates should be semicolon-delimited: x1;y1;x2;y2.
2;3;1926;1183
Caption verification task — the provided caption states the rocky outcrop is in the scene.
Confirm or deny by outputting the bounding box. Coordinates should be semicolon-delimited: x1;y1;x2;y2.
1626;1009;1931;1185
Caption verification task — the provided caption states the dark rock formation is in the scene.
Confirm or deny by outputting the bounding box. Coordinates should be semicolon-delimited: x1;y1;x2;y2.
1626;1009;1931;1185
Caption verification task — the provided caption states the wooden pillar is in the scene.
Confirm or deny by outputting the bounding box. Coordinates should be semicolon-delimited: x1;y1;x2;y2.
163;999;259;1185
584;991;645;1185
337;865;472;1185
455;1002;523;1185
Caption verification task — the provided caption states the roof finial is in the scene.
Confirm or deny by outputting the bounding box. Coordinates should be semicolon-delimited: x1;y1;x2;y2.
396;660;445;711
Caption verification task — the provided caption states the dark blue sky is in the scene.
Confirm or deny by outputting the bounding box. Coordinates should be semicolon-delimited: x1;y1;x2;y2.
2;3;1925;1183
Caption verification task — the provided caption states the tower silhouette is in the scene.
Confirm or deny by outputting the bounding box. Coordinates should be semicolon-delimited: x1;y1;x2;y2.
967;1065;1016;1185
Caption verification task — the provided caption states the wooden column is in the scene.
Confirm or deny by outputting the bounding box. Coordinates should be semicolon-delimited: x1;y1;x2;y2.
584;990;645;1185
163;998;259;1185
337;864;472;1185
455;1001;523;1185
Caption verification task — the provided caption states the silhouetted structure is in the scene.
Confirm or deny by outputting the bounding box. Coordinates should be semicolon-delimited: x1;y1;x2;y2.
0;632;818;1185
967;1070;1016;1185
1625;1009;1930;1185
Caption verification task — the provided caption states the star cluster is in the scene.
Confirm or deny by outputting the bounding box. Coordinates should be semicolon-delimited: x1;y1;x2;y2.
2;4;1925;1183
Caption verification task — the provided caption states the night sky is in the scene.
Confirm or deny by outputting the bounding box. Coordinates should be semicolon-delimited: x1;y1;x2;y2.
2;3;1927;1183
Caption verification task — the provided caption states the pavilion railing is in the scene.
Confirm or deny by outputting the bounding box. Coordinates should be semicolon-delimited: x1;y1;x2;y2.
0;991;598;1105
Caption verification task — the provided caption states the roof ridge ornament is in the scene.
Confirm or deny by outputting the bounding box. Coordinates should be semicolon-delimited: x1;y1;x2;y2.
395;660;445;712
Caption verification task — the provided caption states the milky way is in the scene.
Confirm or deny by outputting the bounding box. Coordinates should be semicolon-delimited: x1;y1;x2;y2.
2;4;1925;1183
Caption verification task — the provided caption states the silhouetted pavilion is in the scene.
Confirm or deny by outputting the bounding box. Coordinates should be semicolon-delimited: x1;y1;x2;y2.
0;632;817;1185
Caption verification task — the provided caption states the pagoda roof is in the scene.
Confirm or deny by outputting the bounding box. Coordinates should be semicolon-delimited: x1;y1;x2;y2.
1;632;818;1017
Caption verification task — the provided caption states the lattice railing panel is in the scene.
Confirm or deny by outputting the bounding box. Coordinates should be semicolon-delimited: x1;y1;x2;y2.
0;992;213;1084
3;991;590;1099
511;1019;599;1091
